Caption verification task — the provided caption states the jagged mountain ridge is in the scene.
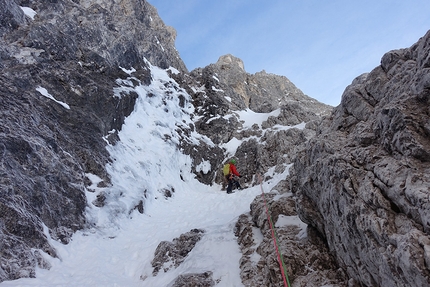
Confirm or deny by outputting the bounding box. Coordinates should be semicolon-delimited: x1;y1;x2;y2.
191;54;327;114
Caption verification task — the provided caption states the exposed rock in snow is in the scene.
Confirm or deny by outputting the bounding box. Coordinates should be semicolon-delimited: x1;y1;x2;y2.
290;30;430;286
151;229;205;276
0;0;184;282
170;271;216;287
235;193;351;287
189;53;331;116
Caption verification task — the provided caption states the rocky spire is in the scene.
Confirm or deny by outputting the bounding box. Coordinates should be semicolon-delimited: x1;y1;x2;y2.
215;54;245;71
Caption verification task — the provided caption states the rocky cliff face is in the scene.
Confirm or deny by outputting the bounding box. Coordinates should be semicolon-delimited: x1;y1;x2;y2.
0;0;184;281
290;30;430;286
190;54;328;116
180;54;331;186
235;193;351;287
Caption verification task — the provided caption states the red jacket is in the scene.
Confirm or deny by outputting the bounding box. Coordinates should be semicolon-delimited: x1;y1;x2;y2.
229;164;240;177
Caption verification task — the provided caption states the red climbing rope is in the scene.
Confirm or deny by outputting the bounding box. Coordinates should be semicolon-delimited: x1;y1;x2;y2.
258;174;291;287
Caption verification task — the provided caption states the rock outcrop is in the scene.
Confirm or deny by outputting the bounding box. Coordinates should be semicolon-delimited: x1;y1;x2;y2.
290;30;430;286
151;229;205;276
235;193;351;287
170;271;216;287
0;0;184;282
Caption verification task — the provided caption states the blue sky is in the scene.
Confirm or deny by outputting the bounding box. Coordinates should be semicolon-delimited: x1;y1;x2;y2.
149;1;430;106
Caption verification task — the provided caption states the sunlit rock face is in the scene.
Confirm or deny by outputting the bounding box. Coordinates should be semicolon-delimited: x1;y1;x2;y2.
0;0;183;282
291;30;430;286
190;53;331;114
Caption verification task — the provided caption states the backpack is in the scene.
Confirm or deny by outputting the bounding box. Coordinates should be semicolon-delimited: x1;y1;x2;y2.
222;164;230;176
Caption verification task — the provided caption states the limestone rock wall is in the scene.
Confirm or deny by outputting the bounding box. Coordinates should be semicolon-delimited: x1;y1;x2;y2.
291;30;430;286
2;0;186;72
0;0;184;282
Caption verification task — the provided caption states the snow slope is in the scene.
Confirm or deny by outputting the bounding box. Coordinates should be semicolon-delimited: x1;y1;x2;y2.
1;62;293;287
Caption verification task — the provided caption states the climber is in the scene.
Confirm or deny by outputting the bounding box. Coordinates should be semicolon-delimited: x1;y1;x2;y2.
223;159;242;194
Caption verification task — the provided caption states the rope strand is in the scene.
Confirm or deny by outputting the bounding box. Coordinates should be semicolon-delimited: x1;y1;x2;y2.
258;174;291;287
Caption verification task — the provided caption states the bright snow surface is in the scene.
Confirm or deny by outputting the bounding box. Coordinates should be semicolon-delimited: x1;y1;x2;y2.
3;62;299;287
20;6;37;20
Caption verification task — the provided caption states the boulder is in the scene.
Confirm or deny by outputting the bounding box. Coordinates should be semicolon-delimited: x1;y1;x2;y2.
151;229;205;276
170;271;216;287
